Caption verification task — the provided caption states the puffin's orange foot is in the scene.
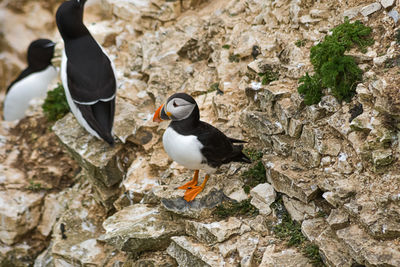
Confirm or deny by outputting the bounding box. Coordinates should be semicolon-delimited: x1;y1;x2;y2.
183;174;209;202
177;170;199;190
178;179;198;190
183;186;204;202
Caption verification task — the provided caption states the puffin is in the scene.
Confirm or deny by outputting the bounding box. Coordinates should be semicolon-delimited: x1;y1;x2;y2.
3;39;57;121
56;0;116;145
153;93;251;202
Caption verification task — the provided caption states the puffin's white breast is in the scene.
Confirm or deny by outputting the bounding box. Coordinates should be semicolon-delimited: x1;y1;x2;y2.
163;126;207;170
3;66;57;121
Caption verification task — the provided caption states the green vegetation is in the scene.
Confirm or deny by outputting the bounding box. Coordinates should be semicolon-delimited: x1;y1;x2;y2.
26;180;47;192
242;149;266;194
298;18;374;105
396;29;400;44
258;70;279;85
222;44;231;49
295;39;307;47
42;83;69;122
213;199;259;219
271;197;325;266
229;53;240;63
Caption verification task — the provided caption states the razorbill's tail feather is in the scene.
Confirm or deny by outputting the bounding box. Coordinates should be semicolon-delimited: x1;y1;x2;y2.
3;39;57;121
153;92;251;202
56;0;116;146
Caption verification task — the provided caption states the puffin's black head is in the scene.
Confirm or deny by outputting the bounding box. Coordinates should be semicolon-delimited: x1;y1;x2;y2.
153;93;199;122
56;0;88;40
27;39;55;70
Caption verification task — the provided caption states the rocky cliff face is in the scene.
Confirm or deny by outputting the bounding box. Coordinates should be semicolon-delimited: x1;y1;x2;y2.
0;0;400;266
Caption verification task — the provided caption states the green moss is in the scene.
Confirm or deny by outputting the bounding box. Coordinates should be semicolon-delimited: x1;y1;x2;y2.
258;70;279;85
271;197;325;266
243;148;263;161
298;18;373;105
222;44;231;49
396;29;400;45
303;244;324;266
229;53;240;63
241;149;266;193
26;180;48;191
42;83;69;122
295;39;307;47
213;199;259;219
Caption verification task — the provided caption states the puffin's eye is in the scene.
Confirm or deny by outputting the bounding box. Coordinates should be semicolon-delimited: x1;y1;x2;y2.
173;101;178;107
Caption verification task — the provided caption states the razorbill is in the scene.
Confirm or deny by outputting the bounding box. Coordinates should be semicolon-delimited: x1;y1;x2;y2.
153;93;251;202
56;0;116;145
3;39;57;121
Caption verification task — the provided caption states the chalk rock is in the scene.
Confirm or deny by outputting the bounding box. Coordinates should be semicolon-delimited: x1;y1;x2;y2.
360;3;381;16
250;183;276;215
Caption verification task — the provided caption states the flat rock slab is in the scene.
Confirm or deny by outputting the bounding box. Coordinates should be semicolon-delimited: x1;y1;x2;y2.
53;113;124;188
0;190;44;245
160;189;229;219
185;217;247;245
102;204;184;253
260;247;312;267
302;218;354;267
167;236;225;267
264;156;320;203
337;224;400;266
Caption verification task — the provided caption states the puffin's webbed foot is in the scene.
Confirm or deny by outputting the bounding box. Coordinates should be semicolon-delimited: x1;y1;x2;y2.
183;174;209;202
178;170;199;190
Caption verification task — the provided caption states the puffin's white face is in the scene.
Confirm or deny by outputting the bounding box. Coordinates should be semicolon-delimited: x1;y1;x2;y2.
165;97;196;121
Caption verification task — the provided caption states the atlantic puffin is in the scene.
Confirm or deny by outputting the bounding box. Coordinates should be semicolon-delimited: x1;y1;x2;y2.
153;93;251;202
3;39;57;121
56;0;116;145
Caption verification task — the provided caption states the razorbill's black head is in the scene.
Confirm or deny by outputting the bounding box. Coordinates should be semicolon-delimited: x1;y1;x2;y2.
56;0;116;146
3;39;57;121
56;0;88;40
153;92;251;202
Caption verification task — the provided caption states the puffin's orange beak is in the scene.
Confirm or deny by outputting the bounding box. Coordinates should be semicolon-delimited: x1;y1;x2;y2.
153;104;164;123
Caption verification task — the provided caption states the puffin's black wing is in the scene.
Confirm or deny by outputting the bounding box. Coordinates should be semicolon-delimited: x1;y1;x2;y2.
196;121;251;168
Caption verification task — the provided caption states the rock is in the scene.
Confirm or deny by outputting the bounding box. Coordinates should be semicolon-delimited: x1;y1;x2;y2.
102;204;184;253
327;209;349;230
305;105;326;122
360;3;382;16
240;111;285;137
0;190;43;245
372;149;393;168
292;146;321;168
122;157;159;201
381;0;395;9
337;225;400;266
185;217;245;245
315;138;342;157
288;118;303;138
264;157;320;203
260;246;312;267
318;95;340;113
343;6;362;19
34;243;54;267
247;57;280;74
87;20;123;46
373;55;388;67
388;9;400;23
302;218;354;267
167;236;225;266
271;135;294;157
37;193;66;237
236;232;260;267
160;188;228;219
249;183;276;215
53;113;125;188
283;196;318;222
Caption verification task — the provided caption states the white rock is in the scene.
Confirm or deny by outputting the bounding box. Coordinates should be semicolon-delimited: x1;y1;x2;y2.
381;0;395;8
250;183;276;215
360;3;382;16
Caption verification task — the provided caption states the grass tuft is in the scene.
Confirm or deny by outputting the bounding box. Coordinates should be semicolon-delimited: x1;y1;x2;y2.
242;149;266;194
42;83;69;122
213;199;259;219
298;18;373;105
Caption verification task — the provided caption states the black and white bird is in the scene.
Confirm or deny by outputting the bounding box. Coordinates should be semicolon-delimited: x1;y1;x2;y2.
56;0;116;145
3;39;57;121
153;93;251;202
